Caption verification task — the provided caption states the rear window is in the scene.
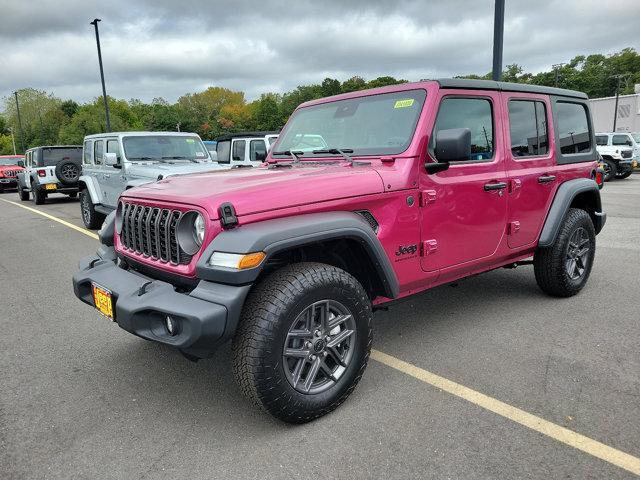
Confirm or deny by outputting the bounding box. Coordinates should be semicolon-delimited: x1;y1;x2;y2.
42;147;82;166
216;140;231;163
595;135;609;146
555;102;591;155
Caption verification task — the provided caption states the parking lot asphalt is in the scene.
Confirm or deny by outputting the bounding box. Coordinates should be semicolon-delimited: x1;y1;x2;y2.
1;179;639;480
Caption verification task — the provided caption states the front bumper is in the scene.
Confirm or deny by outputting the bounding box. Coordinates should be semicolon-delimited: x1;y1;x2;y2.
72;246;251;358
0;178;18;187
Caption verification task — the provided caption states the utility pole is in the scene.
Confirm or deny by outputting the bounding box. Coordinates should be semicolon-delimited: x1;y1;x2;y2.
13;91;25;153
176;122;181;132
552;63;566;87
492;0;505;81
611;74;627;132
90;18;111;132
9;128;17;155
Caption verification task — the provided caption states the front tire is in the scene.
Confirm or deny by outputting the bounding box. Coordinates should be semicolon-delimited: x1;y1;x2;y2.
232;262;373;423
602;160;617;182
534;208;595;297
80;190;105;229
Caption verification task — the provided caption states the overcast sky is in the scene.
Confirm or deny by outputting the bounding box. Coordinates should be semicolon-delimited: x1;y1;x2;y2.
1;0;638;106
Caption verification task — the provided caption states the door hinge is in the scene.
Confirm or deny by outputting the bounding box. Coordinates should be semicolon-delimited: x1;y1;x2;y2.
421;239;438;256
508;221;521;235
420;189;437;206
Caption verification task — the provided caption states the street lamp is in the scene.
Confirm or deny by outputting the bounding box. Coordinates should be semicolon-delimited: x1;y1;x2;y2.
90;18;112;132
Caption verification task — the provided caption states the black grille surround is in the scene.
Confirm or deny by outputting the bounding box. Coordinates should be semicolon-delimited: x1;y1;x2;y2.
119;202;194;265
621;150;632;159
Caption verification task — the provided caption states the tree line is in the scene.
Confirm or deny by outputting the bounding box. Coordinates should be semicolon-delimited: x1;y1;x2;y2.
1;47;638;155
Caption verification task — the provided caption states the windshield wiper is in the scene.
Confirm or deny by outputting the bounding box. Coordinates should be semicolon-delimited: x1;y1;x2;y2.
271;150;304;163
312;148;356;164
128;156;157;161
162;156;198;163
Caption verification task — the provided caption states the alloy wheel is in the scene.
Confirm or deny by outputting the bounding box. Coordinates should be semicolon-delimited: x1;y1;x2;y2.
566;227;590;280
283;299;356;394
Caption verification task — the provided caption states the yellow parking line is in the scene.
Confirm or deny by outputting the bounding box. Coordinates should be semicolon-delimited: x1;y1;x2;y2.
3;195;638;475
371;349;640;476
0;198;99;240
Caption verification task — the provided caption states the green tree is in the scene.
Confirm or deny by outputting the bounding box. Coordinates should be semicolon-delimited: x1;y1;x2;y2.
253;93;282;131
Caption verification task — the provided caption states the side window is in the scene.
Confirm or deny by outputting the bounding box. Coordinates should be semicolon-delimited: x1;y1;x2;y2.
83;141;92;165
612;134;631;146
232;140;246;161
555;102;591;155
106;139;120;160
249;140;267;162
433;97;494;161
595;135;609;146
508;100;549;157
94;140;104;165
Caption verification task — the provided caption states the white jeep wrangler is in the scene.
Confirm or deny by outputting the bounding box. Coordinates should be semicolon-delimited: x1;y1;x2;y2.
595;133;636;181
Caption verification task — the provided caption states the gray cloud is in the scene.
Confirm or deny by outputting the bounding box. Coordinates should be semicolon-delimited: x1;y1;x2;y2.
1;0;638;106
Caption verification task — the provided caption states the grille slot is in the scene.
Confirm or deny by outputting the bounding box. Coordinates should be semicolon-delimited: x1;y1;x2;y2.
120;202;190;265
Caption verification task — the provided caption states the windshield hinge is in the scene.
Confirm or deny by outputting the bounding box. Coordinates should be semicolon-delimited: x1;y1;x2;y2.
219;202;238;229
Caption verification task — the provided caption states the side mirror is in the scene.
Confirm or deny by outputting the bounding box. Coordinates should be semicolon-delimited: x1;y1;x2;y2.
17;160;24;167
255;151;267;162
435;128;471;162
104;152;119;166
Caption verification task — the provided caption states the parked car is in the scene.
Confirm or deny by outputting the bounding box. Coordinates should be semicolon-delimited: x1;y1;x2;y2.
595;133;635;180
79;131;230;229
73;79;605;423
16;146;82;204
215;131;279;166
0;155;25;192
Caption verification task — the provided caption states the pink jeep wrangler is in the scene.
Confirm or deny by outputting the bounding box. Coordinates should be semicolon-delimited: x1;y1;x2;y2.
73;79;605;423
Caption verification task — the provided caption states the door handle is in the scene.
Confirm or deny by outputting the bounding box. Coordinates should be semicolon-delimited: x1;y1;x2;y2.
484;181;508;191
538;175;556;184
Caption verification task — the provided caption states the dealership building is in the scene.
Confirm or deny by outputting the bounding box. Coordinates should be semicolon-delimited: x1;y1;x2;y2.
589;84;640;133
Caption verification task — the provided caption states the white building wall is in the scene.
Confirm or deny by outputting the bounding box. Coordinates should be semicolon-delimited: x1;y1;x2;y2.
589;92;640;133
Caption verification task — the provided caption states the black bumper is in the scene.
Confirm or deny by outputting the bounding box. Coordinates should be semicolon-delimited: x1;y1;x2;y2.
0;178;18;188
72;247;251;358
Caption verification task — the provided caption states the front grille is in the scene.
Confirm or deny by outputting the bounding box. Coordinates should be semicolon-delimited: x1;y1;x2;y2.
120;202;191;265
621;150;632;159
4;170;18;177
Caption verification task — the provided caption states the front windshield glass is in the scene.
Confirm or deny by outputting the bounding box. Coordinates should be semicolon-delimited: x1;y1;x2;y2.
632;133;640;143
274;89;427;157
0;157;23;166
122;135;210;161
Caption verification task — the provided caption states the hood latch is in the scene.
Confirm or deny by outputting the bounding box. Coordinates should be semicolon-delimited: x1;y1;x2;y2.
219;202;238;229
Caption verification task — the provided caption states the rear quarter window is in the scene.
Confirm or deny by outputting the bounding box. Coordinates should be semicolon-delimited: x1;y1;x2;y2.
595;135;609;146
555;102;591;155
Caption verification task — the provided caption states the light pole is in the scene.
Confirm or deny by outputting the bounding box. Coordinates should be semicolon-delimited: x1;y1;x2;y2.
13;91;25;153
552;63;566;87
611;74;627;132
492;0;505;81
90;18;111;132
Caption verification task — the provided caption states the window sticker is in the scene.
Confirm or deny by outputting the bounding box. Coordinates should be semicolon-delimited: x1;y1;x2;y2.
394;99;415;109
196;151;205;157
185;138;195;143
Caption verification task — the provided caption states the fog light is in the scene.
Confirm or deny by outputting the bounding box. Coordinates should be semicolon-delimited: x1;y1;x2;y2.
165;315;178;336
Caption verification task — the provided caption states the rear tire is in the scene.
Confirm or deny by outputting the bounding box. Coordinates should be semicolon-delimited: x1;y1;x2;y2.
18;188;29;201
534;208;595;297
232;262;373;423
80;190;105;229
32;183;46;205
602;159;617;182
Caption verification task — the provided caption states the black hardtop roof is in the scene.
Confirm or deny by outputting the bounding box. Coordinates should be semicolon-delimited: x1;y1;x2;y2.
215;131;279;142
25;145;82;152
436;78;588;99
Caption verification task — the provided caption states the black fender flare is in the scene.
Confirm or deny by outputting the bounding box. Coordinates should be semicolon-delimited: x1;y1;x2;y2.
538;178;605;248
195;211;400;299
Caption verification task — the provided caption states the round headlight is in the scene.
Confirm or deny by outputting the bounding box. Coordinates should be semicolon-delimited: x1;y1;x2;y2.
177;211;206;255
194;213;205;246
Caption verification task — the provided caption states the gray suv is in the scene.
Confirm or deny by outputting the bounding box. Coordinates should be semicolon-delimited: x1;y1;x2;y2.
79;132;229;228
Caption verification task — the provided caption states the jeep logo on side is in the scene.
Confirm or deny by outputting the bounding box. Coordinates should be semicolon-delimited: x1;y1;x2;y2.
395;244;418;256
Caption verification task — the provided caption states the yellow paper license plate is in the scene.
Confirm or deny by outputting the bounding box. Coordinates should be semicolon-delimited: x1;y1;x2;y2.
92;283;114;320
633;160;638;168
45;183;57;191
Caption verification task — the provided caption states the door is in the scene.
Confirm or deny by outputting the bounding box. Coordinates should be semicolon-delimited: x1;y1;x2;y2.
248;139;267;165
503;94;558;248
420;91;508;272
103;138;124;207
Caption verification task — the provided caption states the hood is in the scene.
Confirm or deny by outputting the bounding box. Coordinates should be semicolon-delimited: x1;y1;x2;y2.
126;161;227;179
122;162;385;218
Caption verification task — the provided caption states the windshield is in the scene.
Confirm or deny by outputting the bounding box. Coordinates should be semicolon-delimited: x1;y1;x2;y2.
122;135;210;161
42;147;82;166
0;157;23;166
274;89;427;157
632;133;640;143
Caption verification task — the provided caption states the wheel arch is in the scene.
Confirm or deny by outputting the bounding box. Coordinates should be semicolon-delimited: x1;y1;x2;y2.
195;211;399;300
78;175;103;205
538;178;605;248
